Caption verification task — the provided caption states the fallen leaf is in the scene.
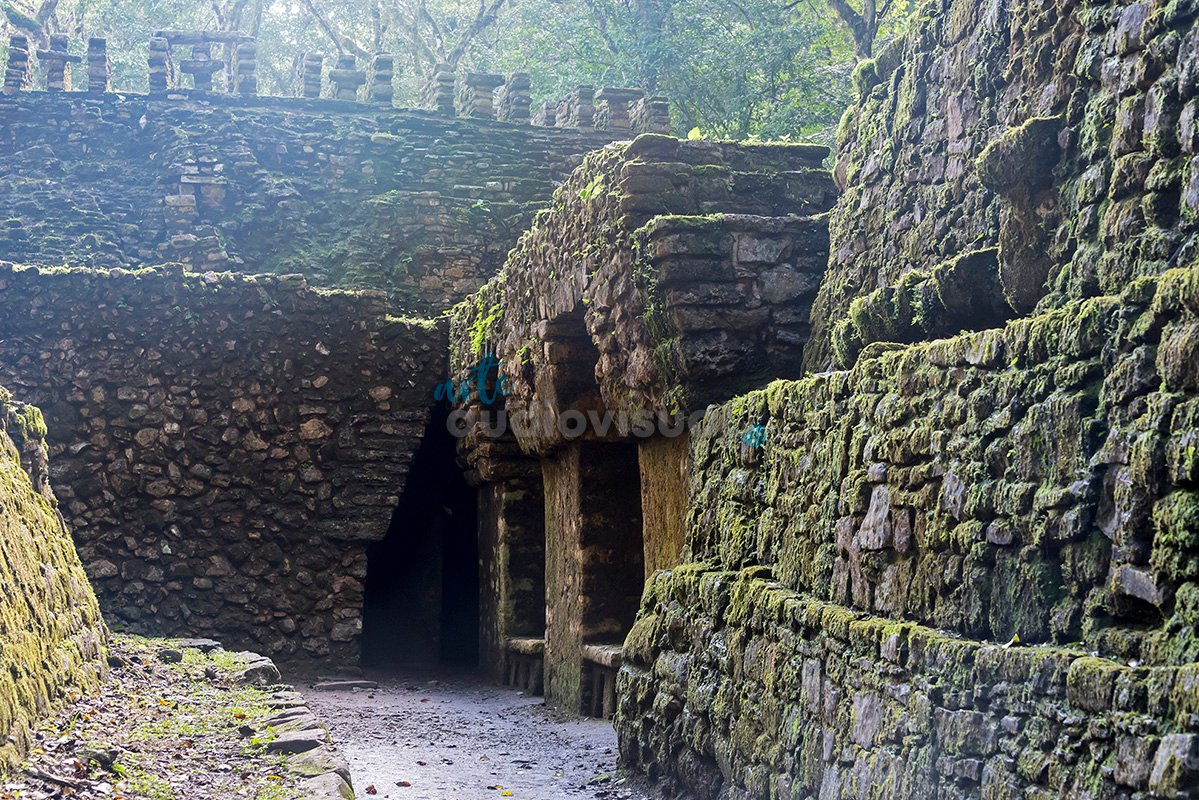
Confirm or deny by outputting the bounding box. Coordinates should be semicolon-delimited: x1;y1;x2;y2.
365;785;378;795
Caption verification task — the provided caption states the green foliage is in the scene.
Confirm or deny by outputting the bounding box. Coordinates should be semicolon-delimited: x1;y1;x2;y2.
577;175;606;202
0;0;911;143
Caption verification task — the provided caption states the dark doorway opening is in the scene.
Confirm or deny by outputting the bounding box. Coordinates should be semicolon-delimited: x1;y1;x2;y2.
362;404;479;668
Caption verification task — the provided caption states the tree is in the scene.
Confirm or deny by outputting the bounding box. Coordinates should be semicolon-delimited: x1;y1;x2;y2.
806;0;904;59
0;0;901;142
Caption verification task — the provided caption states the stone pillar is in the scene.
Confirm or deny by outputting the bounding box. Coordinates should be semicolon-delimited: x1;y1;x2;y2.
37;34;82;91
457;72;505;119
300;53;322;98
495;72;531;124
3;35;32;94
234;41;257;96
630;95;672;135
638;435;688;576
177;42;223;91
594;88;645;132
532;101;557;127
556;86;594;130
87;37;110;93
542;443;644;714
328;55;366;101
421;63;455;116
477;476;546;684
369;54;394;105
148;36;173;92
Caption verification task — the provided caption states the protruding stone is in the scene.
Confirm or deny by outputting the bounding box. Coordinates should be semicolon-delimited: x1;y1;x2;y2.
557;85;595;130
3;35;33;94
37;34;82;92
234;41;257;96
148;36;173;92
300;53;322;98
87;37;110;93
496;72;531;124
1149;734;1199;796
177;42;223;91
594;87;645;132
457;72;504;119
421;63;455;116
369;54;394;105
532;100;557;127
328;55;366;101
312;680;379;691
630;95;672;135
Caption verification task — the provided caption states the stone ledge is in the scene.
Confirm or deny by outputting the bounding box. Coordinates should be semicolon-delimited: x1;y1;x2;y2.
617;566;1199;799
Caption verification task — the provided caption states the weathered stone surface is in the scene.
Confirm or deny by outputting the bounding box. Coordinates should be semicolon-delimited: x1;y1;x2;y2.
1149;734;1199;796
806;0;1199;370
0;263;445;663
297;771;354;800
0;385;107;772
266;729;329;755
234;652;282;686
448;138;835;456
0;92;619;313
617;265;1199;796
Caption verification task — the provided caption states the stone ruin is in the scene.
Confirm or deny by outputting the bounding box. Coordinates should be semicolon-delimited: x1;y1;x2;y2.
3;29;671;135
1;0;1199;797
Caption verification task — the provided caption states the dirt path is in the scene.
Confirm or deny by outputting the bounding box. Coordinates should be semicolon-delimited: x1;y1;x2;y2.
296;670;656;800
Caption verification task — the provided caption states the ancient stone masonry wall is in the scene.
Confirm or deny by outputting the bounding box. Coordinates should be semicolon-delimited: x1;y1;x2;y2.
807;0;1199;369
446;134;834;711
0;385;107;773
616;266;1199;797
0;91;615;313
447;134;835;450
0;262;445;663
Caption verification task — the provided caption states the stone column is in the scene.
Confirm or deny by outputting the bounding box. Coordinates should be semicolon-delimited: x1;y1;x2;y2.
594;88;645;132
532;101;557;127
328;55;366;101
148;36;173;92
495;72;531;124
3;35;32;94
556;86;594;130
457;72;505;119
637;435;688;576
37;34;82;91
477;475;545;684
87;37;110;93
369;54;394;105
542;443;644;714
300;53;322;98
421;63;455;116
234;41;257;96
177;42;223;91
630;96;672;135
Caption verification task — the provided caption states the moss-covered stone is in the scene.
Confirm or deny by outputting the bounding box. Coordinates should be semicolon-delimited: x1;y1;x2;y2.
0;385;107;775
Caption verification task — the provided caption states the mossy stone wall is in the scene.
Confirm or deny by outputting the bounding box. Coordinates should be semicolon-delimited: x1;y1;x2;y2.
616;265;1199;796
808;0;1199;369
0;91;615;313
0;386;106;774
447;135;835;455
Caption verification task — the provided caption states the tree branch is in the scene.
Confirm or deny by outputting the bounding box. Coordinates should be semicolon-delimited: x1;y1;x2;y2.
446;0;507;68
825;0;873;58
299;0;371;58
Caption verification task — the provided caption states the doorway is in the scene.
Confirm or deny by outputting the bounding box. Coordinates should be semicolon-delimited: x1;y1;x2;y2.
361;404;479;668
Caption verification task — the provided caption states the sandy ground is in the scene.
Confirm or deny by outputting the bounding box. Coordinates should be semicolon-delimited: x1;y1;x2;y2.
296;670;656;800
